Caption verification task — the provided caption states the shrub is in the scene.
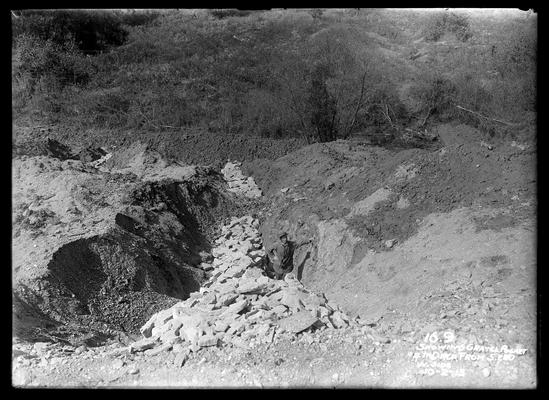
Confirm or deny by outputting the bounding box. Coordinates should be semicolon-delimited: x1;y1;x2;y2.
12;10;159;54
12;33;94;114
242;89;300;138
13;34;91;87
270;25;408;142
424;11;472;42
209;9;253;19
359;82;409;130
410;72;457;124
445;12;473;42
492;18;536;79
451;72;492;112
308;64;338;142
309;9;324;21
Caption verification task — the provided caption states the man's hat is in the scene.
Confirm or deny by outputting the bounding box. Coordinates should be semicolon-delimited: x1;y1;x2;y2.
279;231;288;238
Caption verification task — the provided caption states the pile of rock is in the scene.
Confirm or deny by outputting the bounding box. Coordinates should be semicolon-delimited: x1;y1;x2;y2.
130;215;354;359
221;161;262;198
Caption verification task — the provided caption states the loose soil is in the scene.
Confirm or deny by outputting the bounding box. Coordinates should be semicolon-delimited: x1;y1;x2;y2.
12;122;537;388
13;124;307;167
12;151;260;346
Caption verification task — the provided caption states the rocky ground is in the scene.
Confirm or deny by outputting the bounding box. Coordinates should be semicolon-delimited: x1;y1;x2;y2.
12;123;537;388
12;208;536;388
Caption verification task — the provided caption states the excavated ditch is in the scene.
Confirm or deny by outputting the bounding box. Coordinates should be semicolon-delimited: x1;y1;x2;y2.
13;162;261;345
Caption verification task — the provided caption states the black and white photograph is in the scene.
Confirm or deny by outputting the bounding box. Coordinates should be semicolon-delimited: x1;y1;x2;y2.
11;8;537;388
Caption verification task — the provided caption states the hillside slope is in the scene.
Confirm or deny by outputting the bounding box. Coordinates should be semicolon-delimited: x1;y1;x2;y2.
245;122;536;354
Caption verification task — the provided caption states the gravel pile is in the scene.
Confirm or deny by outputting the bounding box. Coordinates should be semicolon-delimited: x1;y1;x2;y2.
130;214;354;359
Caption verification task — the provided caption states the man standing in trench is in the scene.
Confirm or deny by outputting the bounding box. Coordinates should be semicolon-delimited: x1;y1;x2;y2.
266;231;311;280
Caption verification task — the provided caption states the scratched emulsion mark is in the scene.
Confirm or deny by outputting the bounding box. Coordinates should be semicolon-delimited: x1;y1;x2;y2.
406;330;528;379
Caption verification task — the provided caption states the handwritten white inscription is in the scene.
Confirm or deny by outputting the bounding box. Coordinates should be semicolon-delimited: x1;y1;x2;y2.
407;331;528;378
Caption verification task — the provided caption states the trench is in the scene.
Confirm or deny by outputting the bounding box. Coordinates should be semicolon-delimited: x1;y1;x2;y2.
14;168;259;345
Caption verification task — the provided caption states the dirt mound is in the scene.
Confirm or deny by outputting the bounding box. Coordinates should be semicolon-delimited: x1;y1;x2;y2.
12;155;255;344
151;132;307;166
241;123;535;351
100;141;197;182
103;141;157;170
12;135;109;165
15;123;309;167
245;123;535;249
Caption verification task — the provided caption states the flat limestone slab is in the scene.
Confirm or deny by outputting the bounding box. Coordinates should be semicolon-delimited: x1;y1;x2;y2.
276;310;319;334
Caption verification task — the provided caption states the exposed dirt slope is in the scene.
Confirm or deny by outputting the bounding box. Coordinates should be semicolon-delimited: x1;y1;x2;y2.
12;184;536;388
13;124;307;167
12;151;255;345
245;123;534;250
11;122;536;387
242;122;536;356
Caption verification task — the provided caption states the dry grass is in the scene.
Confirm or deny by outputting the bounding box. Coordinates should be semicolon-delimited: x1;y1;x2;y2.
12;8;536;140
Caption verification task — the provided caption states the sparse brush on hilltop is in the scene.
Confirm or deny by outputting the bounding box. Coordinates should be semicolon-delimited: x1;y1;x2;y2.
423;10;473;42
413;10;536;136
12;8;536;142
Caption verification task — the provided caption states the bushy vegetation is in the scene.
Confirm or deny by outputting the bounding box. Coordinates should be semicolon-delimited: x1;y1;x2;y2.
209;9;254;19
410;72;457;125
12;9;536;142
400;9;536;136
424;10;472;42
12;10;406;142
12;9;160;53
11;10;160;120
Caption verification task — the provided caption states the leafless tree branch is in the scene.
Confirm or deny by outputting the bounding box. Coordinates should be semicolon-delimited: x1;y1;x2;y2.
343;71;367;138
455;104;519;126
